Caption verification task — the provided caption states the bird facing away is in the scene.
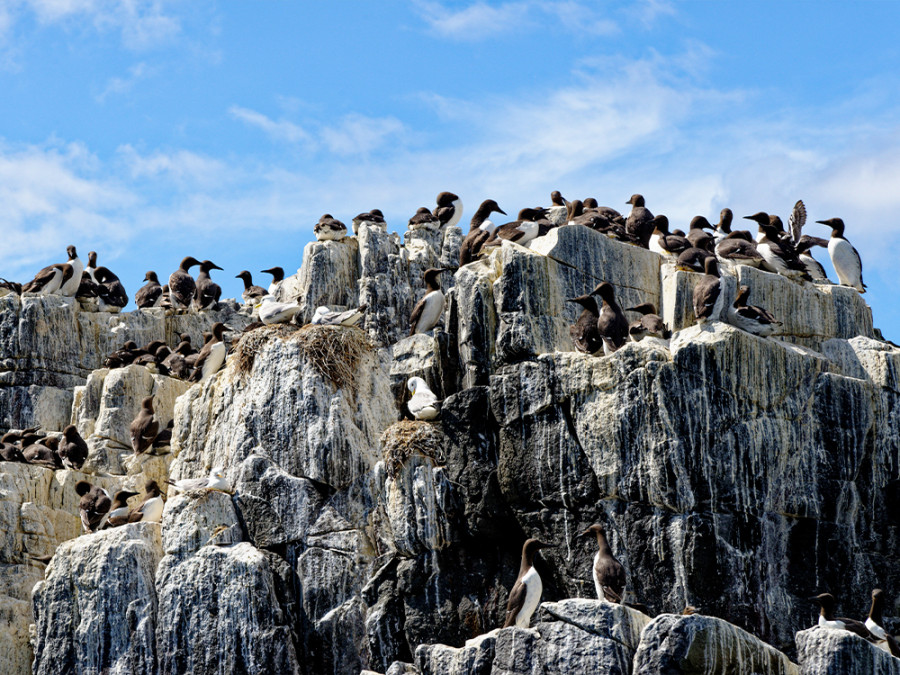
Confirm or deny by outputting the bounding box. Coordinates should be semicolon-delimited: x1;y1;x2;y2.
503;538;554;628
314;214;348;241
193;260;223;311
810;593;874;640
130;396;159;455
580;523;626;603
135;271;163;308
409;268;447;336
727;285;781;337
258;295;301;325
568;293;604;355
407;377;440;420
624;303;671;341
692;257;721;324
593;282;629;355
76;481;111;533
58;424;89;470
816;217;866;292
93;266;129;312
169;256;200;309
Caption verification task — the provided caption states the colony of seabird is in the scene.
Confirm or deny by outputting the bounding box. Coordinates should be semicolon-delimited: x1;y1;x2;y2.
0;187;891;656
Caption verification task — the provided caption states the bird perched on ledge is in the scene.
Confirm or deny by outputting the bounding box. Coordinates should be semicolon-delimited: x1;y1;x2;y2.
503;538;554;628
579;523;626;603
407;377;440;420
409;268;448;335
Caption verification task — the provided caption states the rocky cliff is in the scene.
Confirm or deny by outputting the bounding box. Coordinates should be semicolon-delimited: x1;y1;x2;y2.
2;218;899;674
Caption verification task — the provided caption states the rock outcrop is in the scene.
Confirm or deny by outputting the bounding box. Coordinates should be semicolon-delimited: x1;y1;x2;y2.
1;216;897;674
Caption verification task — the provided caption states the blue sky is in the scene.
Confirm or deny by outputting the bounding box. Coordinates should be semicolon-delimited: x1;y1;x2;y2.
2;1;899;338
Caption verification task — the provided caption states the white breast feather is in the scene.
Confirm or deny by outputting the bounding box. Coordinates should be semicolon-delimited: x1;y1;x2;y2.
515;567;543;628
829;238;863;289
415;290;445;334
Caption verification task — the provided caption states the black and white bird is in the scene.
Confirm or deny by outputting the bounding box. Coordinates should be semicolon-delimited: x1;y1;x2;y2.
58;245;84;297
76;481;112;533
135;271;164;308
692;257;722;324
482;208;542;248
715;233;765;269
816;217;866;292
130;396;159;455
459;199;506;266
0;278;22;297
58;425;89;470
625;303;670;341
169;256;201;309
22;255;72;296
744;213;808;279
686;216;715;251
408;207;441;230
649;215;689;256
503;538;554;628
866;589;900;657
810;593;874;640
190;322;229;381
94;266;129;312
433;191;464;229
568;293;604;355
580;524;626;603
726;285;781;337
352;209;386;234
193;260;223;310
127;480;165;523
593;282;629;355
84;251;98;282
235;271;267;305
676;247;715;273
311;304;367;327
103;489;140;528
794;236;831;282
260;267;285;296
314;214;347;241
407;377;440;420
409;268;448;335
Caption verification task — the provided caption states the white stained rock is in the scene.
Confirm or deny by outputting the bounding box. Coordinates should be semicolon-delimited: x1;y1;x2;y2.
296;237;360;325
795;626;900;675
161;488;242;555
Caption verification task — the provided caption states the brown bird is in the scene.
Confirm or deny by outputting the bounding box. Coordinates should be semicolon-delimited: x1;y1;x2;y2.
568;292;604;355
130;396;159;455
168;256;200;309
126;480;165;523
503;538;554;628
625;303;671;341
593;282;629;354
580;523;626;603
866;589;900;657
459;199;506;265
76;481;112;533
692;257;721;323
58;425;89;470
193;260;223;310
103;489;140;528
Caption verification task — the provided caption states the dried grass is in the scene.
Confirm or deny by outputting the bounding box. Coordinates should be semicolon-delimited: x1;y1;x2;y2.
292;324;372;393
233;323;299;375
381;420;444;478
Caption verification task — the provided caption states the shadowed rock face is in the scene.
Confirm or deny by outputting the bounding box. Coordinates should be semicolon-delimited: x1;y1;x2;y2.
7;219;900;674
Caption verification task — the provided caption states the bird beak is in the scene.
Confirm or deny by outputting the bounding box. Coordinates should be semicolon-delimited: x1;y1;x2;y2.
497;208;507;216
213;264;224;271
815;220;829;225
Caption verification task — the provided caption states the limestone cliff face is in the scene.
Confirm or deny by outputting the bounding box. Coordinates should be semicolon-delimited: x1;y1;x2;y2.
2;219;899;674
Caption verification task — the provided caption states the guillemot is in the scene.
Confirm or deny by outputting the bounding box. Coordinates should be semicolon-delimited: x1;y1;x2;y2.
866;589;900;657
625;194;653;237
314;214;347;241
127;480;165;523
810;593;874;640
408;207;441;230
21;259;70;296
503;538;554;628
458;199;506;265
715;233;765;269
546;190;568;225
84;251;98;282
130;396;159;455
103;489;140;528
794;236;831;282
692;257;722;323
190;322;229;381
260;266;285;296
94;266;129;312
650;216;691;256
568;292;604;355
58;425;89;470
135;271;163;308
352;209;386;234
686;216;715;251
235;271;267;304
726;285;781;337
169;256;201;309
58;245;84;296
409;268;448;335
625;303;670;341
743;213;808;279
407;377;440;420
193;260;223;310
676;247;715;273
816;217;866;292
168;467;231;493
482;208;542;248
593;282;629;355
312;304;367;326
580;523;626;602
433;191;464;229
76;481;112;533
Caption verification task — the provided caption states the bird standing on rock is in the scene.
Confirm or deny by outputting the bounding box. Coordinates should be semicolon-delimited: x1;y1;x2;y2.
406;377;440;420
169;257;200;309
58;425;89;470
433;191;463;229
625;303;670;341
409;268;448;335
866;589;900;657
727;285;781;337
692;257;722;324
260;267;285;297
580;523;626;603
130;396;159;455
103;489;140;528
817;217;866;292
810;593;874;639
503;538;554;628
135;271;163;308
127;480;165;523
76;481;111;533
235;271;267;305
314;214;347;241
593;282;629;355
190;322;229;381
568;292;604;355
193;260;223;311
458;199;506;265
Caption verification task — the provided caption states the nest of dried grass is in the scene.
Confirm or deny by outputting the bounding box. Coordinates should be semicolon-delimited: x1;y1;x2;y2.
381;420;444;479
291;324;372;392
233;323;300;375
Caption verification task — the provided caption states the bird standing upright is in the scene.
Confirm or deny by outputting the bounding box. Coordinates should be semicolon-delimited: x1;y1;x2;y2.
503;538;554;628
580;523;626;602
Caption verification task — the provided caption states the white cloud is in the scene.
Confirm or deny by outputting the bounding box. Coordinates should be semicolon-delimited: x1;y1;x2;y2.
321;115;406;155
96;61;150;101
229;106;310;144
116;144;229;188
413;0;532;41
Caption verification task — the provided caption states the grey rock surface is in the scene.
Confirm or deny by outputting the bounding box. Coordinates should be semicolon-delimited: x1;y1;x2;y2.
795;626;900;674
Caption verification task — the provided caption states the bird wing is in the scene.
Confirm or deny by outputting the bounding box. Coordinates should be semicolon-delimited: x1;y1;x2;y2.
693;278;721;319
503;579;528;628
135;283;162;308
408;296;427;336
22;266;59;293
789;200;806;243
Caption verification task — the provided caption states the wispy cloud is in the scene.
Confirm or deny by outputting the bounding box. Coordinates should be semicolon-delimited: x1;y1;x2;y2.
96;61;151;101
413;1;532;41
229;106;310;144
116;145;229;188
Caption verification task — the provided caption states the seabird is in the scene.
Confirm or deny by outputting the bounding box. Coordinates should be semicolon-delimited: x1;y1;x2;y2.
103;489;140;528
193;260;223;311
459;199;506;265
503;538;554;628
788;200;807;245
0;442;26;462
169;256;201;309
727;285;781;337
810;593;874;640
692;257;722;324
567;293;604;355
407;377;440;420
580;524;626;602
409;268;448;335
162;342;192;380
686;216;715;251
712;208;755;244
546;190;568;225
744;213;808;279
625;303;671;341
260;266;285;296
625;194;653;237
567;200;617;231
190;322;229;381
650;216;691;256
23;436;62;469
235;271;267;305
593;282;629;355
258;295;301;325
21;261;70;296
130;396;159;455
715;233;765;269
168;467;231;493
127;480;165;523
482;208;542;248
676;247;715;273
795;236;831;282
58;245;84;296
93;266;129;312
433;191;464;229
408;207;441;230
352;209;386;234
104;340;139;368
314;214;347;241
311;304;367;327
135;271;163;308
58;424;89;470
866;589;900;657
84;251;98;282
153;419;174;448
76;481;112;533
817;217;866;292
0;278;22;296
